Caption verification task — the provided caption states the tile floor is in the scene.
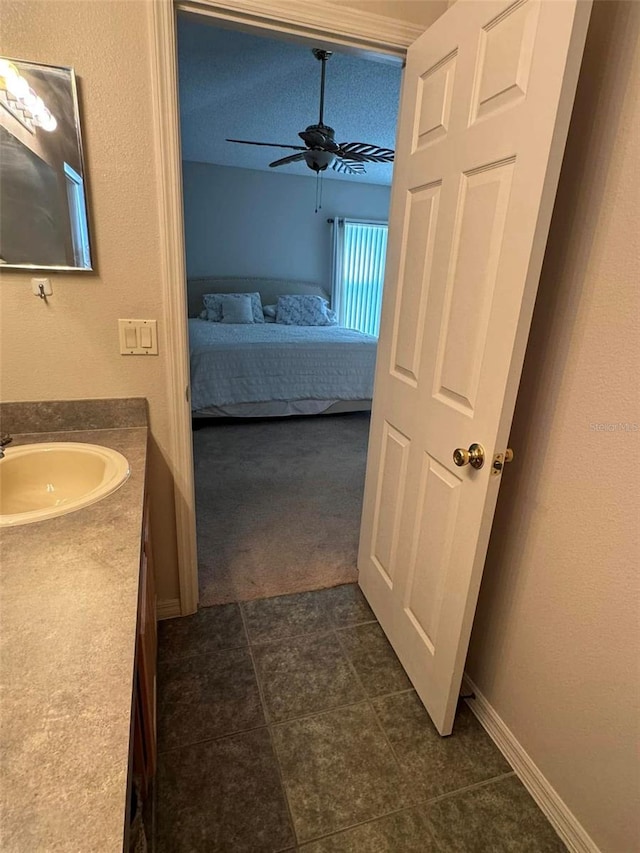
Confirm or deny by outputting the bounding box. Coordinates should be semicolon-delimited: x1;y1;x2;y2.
155;584;565;852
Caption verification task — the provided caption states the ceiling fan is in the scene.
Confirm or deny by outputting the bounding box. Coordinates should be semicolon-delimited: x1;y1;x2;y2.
226;48;395;177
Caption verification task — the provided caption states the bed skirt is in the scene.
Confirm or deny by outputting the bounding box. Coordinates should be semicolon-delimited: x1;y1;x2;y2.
192;399;372;418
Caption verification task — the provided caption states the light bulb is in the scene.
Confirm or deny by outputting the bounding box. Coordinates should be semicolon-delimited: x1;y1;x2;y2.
31;96;46;117
6;72;29;101
22;86;38;110
40;110;57;132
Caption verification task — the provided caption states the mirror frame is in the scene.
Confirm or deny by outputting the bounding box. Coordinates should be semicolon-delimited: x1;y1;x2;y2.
0;56;94;272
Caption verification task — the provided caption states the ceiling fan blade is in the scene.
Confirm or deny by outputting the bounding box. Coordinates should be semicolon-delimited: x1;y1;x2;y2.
334;151;371;163
226;138;307;151
332;159;366;175
269;152;307;168
337;142;395;162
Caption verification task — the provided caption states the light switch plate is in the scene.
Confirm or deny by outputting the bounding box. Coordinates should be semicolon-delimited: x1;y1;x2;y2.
118;319;158;355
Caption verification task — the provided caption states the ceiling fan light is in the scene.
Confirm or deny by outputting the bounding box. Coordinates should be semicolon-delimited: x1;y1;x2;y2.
303;150;335;173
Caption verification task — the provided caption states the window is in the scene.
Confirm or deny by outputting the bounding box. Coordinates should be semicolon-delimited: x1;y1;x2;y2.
64;162;90;268
331;219;388;337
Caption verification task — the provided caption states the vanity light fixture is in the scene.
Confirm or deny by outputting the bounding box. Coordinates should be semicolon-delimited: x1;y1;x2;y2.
0;58;57;133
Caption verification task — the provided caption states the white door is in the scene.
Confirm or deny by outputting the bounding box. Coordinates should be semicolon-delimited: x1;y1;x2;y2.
358;0;591;736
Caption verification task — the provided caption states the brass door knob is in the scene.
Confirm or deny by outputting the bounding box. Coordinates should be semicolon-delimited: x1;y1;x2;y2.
453;443;485;469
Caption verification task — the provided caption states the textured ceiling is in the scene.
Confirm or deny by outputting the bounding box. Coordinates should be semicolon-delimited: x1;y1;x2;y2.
177;18;402;185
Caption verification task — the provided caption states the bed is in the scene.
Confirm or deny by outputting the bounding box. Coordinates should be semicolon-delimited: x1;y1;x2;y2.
187;277;377;418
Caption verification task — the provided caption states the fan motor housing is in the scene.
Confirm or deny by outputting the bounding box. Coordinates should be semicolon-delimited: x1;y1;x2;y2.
304;123;335;139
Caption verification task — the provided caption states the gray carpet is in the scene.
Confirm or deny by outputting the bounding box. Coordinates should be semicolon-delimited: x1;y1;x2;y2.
193;412;370;606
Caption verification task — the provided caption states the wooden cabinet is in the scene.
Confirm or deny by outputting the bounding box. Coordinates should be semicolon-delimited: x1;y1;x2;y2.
132;500;157;799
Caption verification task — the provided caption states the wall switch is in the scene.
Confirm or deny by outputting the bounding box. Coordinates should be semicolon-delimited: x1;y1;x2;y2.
31;277;53;297
119;319;158;355
139;325;153;349
124;326;138;349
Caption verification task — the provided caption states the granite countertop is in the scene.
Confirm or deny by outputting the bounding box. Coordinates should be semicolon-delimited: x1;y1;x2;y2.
0;420;148;852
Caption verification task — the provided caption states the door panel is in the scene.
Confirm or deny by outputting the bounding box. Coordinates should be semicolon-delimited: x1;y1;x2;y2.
471;0;540;122
371;422;410;586
435;158;515;412
415;51;458;147
391;183;441;382
404;454;462;654
359;0;591;735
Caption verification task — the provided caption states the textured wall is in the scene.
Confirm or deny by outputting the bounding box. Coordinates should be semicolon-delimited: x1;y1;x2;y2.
466;3;640;851
182;162;391;284
0;0;181;602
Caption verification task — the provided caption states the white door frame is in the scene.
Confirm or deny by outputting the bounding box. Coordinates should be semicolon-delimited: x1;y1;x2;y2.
148;0;426;616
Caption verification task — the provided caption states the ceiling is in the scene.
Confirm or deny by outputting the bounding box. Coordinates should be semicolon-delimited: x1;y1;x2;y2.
177;18;402;185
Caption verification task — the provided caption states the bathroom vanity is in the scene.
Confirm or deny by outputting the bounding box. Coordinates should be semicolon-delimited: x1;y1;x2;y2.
0;399;156;851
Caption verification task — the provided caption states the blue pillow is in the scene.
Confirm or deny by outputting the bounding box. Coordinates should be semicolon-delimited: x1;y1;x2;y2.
220;293;255;324
201;292;264;323
276;294;338;326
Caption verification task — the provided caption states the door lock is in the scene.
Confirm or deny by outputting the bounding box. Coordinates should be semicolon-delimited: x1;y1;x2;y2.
453;443;485;470
492;448;514;475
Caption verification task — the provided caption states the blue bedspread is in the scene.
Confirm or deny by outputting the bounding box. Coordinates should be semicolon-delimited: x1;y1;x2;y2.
189;319;377;410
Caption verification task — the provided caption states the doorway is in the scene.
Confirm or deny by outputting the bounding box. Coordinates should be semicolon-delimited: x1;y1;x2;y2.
175;14;402;605
148;1;418;618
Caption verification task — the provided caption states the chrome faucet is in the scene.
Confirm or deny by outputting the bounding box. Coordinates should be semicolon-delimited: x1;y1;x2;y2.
0;434;13;459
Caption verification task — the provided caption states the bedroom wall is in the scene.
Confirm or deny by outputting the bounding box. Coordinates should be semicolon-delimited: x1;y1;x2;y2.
465;3;640;851
182;162;391;288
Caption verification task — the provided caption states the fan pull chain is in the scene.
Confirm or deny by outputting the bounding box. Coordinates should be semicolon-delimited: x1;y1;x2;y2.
314;172;325;214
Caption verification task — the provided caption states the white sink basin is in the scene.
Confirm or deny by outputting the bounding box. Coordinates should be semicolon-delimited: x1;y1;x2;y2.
0;442;130;527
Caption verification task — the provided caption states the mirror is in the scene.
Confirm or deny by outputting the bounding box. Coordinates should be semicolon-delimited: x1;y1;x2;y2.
0;57;93;271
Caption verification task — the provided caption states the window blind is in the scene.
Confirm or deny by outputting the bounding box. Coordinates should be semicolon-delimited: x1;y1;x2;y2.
331;219;388;337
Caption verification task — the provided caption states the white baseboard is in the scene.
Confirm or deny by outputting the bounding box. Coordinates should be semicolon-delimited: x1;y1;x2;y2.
462;674;600;853
156;598;182;620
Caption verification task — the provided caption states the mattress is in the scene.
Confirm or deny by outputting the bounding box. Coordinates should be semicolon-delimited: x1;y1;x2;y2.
188;319;377;412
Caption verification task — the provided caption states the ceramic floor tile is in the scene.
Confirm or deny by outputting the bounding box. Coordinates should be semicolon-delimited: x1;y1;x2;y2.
423;774;567;851
298;807;437;852
299;775;565;853
373;692;512;800
158;602;247;662
156;727;295;853
157;647;265;751
322;584;376;628
337;622;412;697
272;702;413;843
242;590;330;643
253;631;365;722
